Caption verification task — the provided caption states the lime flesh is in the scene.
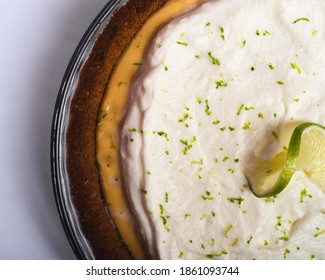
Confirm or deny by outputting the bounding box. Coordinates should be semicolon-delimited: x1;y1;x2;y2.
244;123;325;197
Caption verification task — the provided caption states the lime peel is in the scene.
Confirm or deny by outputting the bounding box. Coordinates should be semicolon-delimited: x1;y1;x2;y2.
244;122;325;197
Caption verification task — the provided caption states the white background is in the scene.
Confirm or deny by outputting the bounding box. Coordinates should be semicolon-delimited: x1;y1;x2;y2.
0;0;109;259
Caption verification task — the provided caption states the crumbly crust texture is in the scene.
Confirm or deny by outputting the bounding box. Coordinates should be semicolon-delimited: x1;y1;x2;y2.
66;0;168;259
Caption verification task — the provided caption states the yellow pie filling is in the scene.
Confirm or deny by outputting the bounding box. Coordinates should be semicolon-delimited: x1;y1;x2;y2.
96;0;202;259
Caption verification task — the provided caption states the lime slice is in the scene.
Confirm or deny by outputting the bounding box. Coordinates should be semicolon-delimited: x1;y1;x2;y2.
244;122;325;197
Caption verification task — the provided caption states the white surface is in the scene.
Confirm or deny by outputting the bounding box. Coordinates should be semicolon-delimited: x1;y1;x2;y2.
0;0;109;259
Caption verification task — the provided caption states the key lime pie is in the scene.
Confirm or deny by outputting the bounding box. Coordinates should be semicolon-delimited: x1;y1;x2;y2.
69;0;325;259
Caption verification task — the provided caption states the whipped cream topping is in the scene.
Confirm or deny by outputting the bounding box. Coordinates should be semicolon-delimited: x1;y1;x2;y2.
120;0;325;259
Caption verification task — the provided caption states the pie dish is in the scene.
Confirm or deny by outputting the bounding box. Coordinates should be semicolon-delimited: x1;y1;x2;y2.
52;0;325;260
